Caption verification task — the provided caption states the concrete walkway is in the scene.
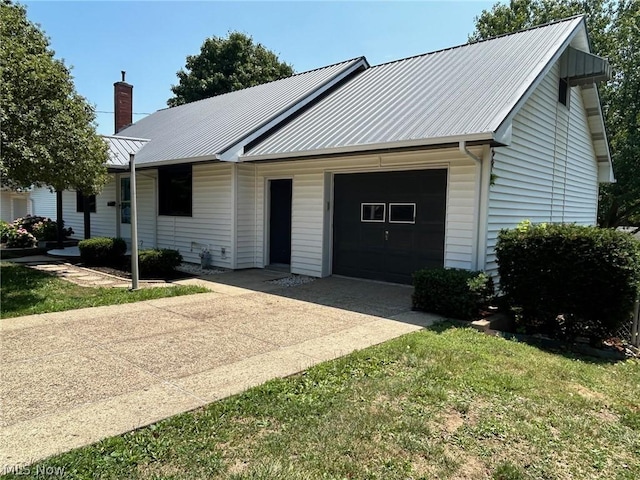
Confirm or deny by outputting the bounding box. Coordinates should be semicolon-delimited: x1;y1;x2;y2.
0;270;441;467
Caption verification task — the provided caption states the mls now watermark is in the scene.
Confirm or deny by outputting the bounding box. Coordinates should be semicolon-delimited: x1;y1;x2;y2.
2;463;65;476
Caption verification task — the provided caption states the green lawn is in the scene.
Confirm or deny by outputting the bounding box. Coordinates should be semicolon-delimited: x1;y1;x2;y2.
0;262;208;318
5;327;639;480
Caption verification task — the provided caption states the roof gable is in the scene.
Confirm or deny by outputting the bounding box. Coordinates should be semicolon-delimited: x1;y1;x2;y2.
245;17;592;160
116;58;368;166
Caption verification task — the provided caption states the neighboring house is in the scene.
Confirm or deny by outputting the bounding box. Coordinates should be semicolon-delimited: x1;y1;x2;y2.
57;17;613;284
1;187;56;223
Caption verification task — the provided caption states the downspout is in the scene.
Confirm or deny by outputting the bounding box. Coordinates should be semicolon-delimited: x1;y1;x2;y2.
459;141;483;271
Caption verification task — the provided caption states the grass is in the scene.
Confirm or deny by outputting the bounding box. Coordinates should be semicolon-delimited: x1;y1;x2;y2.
4;326;639;479
0;262;208;318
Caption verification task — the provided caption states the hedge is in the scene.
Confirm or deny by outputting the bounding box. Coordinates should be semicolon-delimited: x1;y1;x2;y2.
139;249;182;277
78;237;127;266
496;221;640;341
412;268;494;320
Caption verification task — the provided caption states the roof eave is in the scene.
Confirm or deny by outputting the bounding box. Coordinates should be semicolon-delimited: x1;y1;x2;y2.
241;133;495;162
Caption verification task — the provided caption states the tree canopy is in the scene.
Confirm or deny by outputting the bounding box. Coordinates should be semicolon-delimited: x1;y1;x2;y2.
167;31;294;107
470;0;640;229
0;0;109;195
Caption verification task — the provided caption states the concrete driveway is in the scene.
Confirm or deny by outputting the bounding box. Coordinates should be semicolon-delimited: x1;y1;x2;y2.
0;270;440;466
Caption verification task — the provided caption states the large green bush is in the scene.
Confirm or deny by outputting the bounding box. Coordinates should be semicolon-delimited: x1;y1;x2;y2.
79;237;127;266
0;220;11;243
412;268;494;320
496;221;640;341
139;249;182;277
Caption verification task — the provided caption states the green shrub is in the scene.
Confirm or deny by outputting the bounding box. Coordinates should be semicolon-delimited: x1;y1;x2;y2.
79;237;127;266
496;221;640;341
0;220;11;243
12;215;73;240
138;249;182;277
412;268;494;320
5;227;37;248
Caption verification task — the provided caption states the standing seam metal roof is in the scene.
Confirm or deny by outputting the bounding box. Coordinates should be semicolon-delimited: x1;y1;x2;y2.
245;17;585;159
103;135;149;168
115;58;365;165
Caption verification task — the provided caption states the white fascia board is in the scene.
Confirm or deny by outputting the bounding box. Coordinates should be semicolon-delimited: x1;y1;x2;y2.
219;58;370;162
134;154;221;169
240;133;495;162
102;134;151;142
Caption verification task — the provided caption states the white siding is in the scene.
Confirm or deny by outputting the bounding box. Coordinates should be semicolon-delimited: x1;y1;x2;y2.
445;162;477;269
244;149;478;277
485;62;599;275
30;188;56;219
1;192;15;222
62;179;117;239
236;164;257;269
157;163;233;267
135;172;157;249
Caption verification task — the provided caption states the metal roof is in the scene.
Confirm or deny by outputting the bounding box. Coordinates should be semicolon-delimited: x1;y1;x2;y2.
103;135;149;168
116;58;367;165
245;17;585;160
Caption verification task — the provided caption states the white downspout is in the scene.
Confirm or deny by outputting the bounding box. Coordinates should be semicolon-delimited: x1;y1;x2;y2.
459;141;483;271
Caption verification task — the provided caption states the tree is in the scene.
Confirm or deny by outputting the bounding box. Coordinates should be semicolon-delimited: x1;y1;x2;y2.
168;31;294;107
1;1;109;243
470;0;640;229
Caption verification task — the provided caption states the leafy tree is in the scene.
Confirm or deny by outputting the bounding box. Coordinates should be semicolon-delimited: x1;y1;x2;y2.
470;0;640;229
168;31;294;107
1;1;109;243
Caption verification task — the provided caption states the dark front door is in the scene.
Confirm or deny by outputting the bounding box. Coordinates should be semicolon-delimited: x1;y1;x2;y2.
333;169;447;284
269;179;292;265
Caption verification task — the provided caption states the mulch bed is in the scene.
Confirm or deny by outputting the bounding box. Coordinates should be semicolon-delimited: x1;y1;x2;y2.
75;262;195;281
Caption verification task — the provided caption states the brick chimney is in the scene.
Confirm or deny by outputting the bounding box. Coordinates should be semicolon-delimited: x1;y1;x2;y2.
114;71;133;133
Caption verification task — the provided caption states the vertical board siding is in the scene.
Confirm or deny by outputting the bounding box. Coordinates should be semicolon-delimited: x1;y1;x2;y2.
157;163;233;267
485;62;599;275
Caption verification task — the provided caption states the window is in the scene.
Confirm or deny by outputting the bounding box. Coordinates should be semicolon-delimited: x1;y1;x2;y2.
558;78;569;106
389;203;416;223
361;203;385;222
159;164;192;216
75;191;96;213
120;177;131;224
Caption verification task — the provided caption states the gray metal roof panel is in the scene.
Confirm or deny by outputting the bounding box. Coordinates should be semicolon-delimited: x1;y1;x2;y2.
246;17;584;159
116;58;365;165
103;135;149;167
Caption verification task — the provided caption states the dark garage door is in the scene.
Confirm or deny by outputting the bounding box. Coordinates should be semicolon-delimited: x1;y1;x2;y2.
333;169;447;284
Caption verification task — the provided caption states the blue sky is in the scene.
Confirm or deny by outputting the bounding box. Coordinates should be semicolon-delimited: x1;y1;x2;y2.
23;1;495;135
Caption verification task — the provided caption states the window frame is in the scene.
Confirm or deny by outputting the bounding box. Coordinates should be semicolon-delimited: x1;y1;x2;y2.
361;203;386;223
120;177;131;224
75;191;96;213
388;203;416;224
158;164;193;217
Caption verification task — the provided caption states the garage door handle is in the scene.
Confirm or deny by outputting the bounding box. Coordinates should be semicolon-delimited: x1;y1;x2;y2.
385;230;389;241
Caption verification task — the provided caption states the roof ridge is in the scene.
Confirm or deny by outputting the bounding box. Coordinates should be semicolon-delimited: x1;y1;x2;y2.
369;15;584;69
160;56;367;111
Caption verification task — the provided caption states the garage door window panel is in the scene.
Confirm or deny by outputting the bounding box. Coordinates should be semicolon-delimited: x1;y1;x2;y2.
389;203;416;224
361;203;385;222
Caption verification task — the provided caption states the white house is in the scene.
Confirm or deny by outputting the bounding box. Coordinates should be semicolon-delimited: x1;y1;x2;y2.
53;17;612;284
1;188;56;223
